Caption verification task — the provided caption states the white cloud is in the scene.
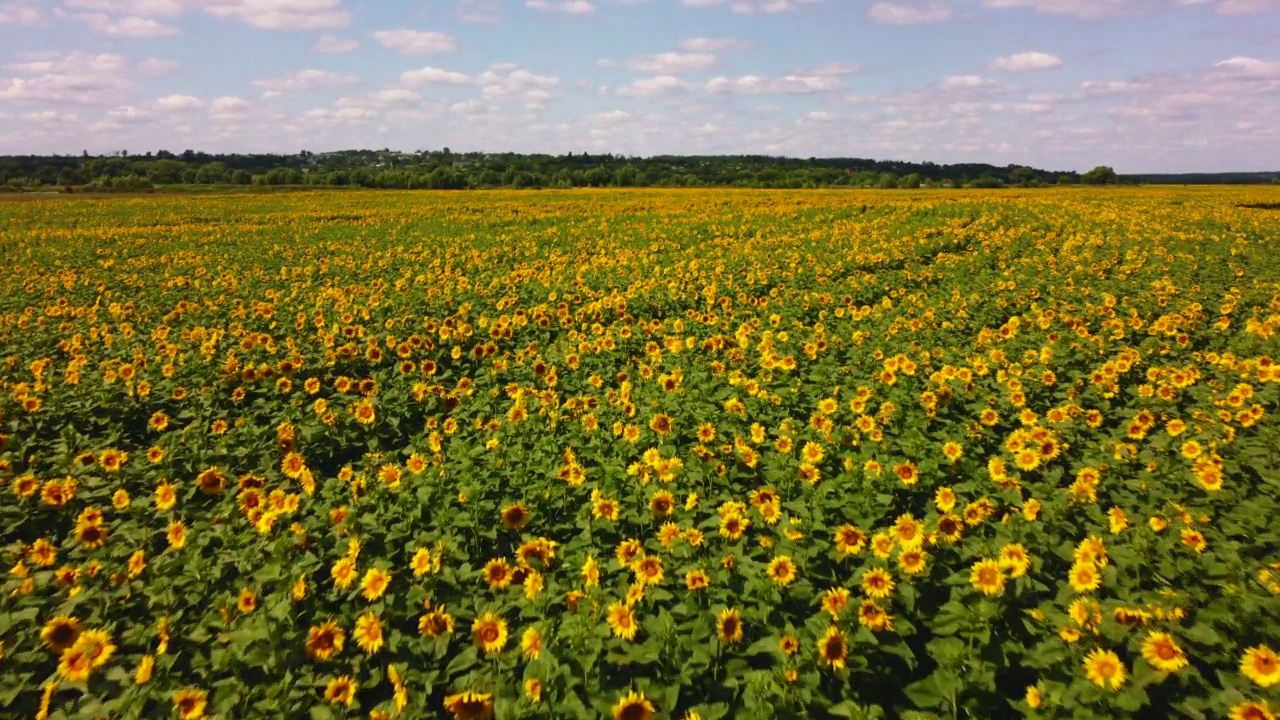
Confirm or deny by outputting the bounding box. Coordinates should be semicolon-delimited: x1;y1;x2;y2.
138;58;180;76
941;74;999;90
457;0;500;21
0;1;41;24
315;34;359;53
706;74;841;94
0;52;131;105
627;52;717;74
210;95;250;119
1179;0;1278;12
66;12;180;36
989;51;1063;72
800;62;861;76
866;0;952;23
372;29;458;54
616;75;694;96
251;69;359;92
679;37;750;52
154;94;205;111
982;0;1149;19
526;0;597;12
679;0;820;10
369;88;422;106
476;65;561;100
196;0;350;30
593;109;631;123
63;0;184;14
1080;79;1147;95
1213;56;1280;76
400;66;472;86
303;106;375;123
799;110;835;123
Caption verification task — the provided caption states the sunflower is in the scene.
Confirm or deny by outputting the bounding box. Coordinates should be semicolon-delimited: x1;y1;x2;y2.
767;555;797;586
500;503;530;531
306;620;345;660
936;514;964;543
75;521;108;550
236;587;257;613
649;413;673;436
1241;645;1280;688
898;548;927;576
1083;648;1127;690
154;481;177;509
719;513;749;541
858;599;895;633
331;557;357;590
40;615;81;653
818;625;848;670
483;558;512;590
934;486;957;512
411;548;432;577
419;604;456;637
443;691;494;720
821;587;851;618
998;544;1031;578
1068;561;1101;593
593;496;620;521
354;612;384;654
716;608;743;644
634;555;665;586
890;514;923;548
1230;701;1275;720
616;539;644;566
685;569;710;591
1141;631;1188;673
649;491;675;517
860;568;894;599
832;525;866;556
970;559;1006;596
612;690;656;720
324;676;356;706
893;462;918;486
564;555;593;591
521;626;542;660
607;601;638;640
58;642;93;681
361;567;391;601
173;688;208;720
472;613;508;654
870;533;895;559
166;521;187;550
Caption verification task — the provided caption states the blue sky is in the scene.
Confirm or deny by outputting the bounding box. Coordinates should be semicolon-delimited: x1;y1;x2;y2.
1;0;1278;172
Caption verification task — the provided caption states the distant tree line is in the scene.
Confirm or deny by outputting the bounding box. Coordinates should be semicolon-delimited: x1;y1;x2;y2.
1;149;1272;192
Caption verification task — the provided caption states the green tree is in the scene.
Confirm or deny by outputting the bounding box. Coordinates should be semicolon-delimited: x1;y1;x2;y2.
1081;166;1118;185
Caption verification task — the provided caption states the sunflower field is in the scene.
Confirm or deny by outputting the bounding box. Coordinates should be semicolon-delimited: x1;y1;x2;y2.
1;187;1279;720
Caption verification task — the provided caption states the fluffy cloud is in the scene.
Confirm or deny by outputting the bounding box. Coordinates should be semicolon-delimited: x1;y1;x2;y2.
196;0;350;29
706;74;841;94
251;69;360;92
0;1;41;24
138;58;180;76
526;0;596;13
679;37;751;52
315;34;360;53
0;52;131;104
626;52;717;73
64;12;180;36
154;94;205;111
989;51;1063;71
615;75;695;96
372;29;458;54
866;0;952;23
981;0;1149;19
680;0;820;11
210;95;250;119
400;66;472;86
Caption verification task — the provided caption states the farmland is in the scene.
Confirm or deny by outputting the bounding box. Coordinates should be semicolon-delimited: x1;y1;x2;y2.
1;187;1279;720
